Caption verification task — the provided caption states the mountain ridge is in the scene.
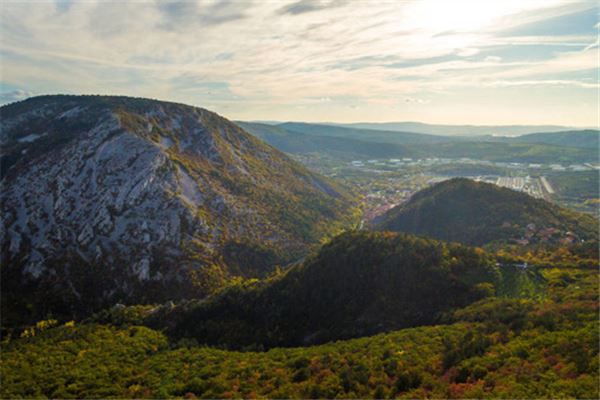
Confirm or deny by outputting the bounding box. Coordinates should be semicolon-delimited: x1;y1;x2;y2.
0;95;359;326
238;121;597;163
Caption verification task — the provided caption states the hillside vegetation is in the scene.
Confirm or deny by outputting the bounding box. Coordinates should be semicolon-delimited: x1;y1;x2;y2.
411;141;597;163
117;231;511;349
237;122;414;160
2;264;597;399
0;95;359;328
239;122;597;164
337;121;573;137
509;129;599;149
376;178;598;247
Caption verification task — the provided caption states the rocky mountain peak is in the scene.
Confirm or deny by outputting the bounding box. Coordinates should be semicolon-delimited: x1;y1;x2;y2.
0;95;358;324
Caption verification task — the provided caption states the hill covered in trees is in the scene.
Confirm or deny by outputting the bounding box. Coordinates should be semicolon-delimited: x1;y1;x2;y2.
239;122;597;164
237;122;414;160
99;231;529;349
507;129;599;149
2;261;597;399
375;178;598;247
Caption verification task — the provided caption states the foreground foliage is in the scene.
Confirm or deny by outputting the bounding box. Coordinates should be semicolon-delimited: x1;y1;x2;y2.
2;265;597;399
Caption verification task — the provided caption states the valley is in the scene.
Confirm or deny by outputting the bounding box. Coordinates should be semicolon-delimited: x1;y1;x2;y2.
290;149;599;223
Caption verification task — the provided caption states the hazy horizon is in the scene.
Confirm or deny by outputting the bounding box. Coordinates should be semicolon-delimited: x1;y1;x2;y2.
241;119;592;129
1;0;598;126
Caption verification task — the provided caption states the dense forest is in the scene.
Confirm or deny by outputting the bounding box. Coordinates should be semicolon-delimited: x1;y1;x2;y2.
135;231;500;348
375;178;597;247
2;255;597;399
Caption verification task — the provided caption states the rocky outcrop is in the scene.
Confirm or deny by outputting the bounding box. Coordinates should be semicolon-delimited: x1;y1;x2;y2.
0;95;357;323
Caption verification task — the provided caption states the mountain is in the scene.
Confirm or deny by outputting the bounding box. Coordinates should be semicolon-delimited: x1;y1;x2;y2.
140;231;500;348
508;129;600;149
277;122;458;144
240;122;595;164
0;95;358;326
411;141;597;163
335;122;578;137
375;178;598;247
237;121;414;159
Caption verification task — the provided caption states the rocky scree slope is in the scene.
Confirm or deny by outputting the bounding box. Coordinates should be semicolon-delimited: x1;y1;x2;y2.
0;95;357;325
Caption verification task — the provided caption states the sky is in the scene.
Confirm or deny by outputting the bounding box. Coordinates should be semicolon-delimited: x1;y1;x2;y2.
0;0;598;126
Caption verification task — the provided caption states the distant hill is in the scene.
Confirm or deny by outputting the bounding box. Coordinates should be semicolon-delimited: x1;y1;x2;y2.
0;95;358;327
336;122;578;137
144;231;500;348
240;122;596;164
509;129;600;149
412;141;597;163
237;121;414;159
278;122;458;144
375;178;598;246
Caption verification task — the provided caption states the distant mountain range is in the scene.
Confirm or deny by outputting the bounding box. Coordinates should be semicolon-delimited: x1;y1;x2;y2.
246;120;587;137
0;95;358;326
331;122;585;137
490;129;599;149
237;122;415;160
238;121;599;163
375;178;598;247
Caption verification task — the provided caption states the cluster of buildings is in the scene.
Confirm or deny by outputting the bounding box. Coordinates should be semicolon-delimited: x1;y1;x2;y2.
349;158;596;172
492;176;547;199
512;223;580;246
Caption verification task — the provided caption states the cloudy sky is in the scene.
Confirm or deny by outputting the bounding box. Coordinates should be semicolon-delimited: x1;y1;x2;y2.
0;0;597;125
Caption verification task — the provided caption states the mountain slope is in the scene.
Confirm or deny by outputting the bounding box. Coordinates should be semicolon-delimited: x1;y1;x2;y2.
142;231;500;348
509;129;600;149
277;122;458;145
336;122;576;137
242;122;595;164
411;141;597;163
375;178;597;246
0;95;358;326
237;121;414;159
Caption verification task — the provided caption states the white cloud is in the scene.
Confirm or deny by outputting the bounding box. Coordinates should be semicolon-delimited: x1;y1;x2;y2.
0;89;34;105
456;48;480;57
484;56;502;62
488;80;598;89
583;38;599;51
0;0;596;124
404;97;430;104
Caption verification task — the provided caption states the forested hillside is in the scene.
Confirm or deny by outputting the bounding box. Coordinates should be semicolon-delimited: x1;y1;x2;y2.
240;122;596;164
376;178;598;247
509;129;599;149
237;122;414;159
136;231;499;348
2;263;597;399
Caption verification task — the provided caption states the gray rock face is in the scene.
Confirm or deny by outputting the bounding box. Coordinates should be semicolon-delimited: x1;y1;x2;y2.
0;95;356;322
2;109;200;284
